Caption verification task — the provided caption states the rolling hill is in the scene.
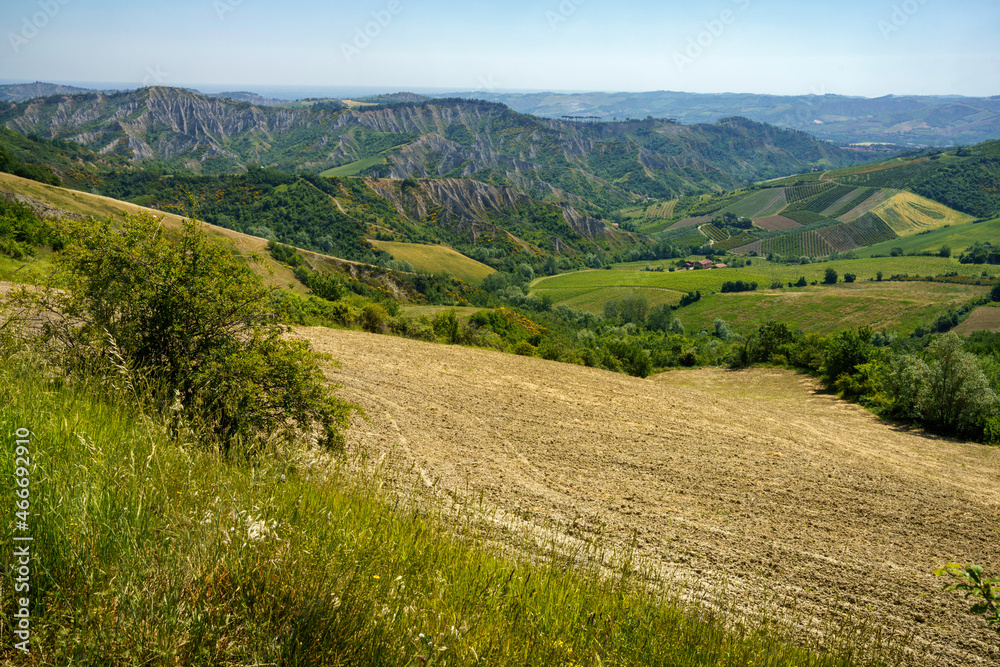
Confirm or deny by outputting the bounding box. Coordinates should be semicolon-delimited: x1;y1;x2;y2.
446;89;1000;147
639;140;1000;258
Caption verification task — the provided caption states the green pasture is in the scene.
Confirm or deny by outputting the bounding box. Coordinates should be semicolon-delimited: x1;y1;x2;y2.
320;155;388;177
858;217;1000;257
675;281;989;335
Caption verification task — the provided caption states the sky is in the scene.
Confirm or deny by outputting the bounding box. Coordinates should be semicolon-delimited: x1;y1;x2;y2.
1;0;998;98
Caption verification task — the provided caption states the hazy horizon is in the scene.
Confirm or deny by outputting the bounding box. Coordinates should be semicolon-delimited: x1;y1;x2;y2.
1;0;998;99
1;79;997;103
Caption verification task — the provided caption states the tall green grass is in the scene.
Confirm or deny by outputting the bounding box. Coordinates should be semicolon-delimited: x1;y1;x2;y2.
1;354;913;666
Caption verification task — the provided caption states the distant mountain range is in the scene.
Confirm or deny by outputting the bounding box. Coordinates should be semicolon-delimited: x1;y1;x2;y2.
6;82;997;147
0;86;875;209
437;90;1000;148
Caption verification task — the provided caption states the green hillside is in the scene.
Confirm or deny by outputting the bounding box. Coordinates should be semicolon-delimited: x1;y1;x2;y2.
628;140;1000;259
370;240;495;285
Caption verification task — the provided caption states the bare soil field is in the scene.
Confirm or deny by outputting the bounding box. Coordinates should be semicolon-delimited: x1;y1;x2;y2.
954;305;1000;335
302;327;1000;666
753;215;803;231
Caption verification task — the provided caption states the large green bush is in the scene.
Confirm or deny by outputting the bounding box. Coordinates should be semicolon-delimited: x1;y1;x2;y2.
9;212;355;453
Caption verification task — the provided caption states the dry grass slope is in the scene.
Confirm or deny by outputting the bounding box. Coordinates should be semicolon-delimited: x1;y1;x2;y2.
0;172;311;291
873;192;974;236
369;240;495;285
303;327;1000;667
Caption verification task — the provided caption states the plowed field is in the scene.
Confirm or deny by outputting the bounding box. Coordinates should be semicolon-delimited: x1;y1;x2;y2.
302;327;1000;666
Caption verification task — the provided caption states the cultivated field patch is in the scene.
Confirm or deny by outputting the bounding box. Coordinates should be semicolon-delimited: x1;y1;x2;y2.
873;191;974;236
953;304;1000;335
304;327;1000;667
752;215;801;231
722;187;788;218
677;281;989;334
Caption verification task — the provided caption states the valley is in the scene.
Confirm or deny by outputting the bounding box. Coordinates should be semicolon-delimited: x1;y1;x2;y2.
2;80;1000;666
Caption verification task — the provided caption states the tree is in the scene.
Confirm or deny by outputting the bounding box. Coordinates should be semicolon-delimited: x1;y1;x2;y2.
939;245;952;258
824;268;838;284
920;333;998;438
843;272;857;283
617;293;649;325
13;212;356;453
714;318;733;341
646;304;673;332
821;326;875;389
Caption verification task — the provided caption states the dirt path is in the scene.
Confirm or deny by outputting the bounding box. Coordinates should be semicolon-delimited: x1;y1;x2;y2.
299;327;1000;666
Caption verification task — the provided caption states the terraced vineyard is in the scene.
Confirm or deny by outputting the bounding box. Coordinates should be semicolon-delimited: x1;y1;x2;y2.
826;187;879;218
784;185;857;214
700;223;730;243
783;210;840;227
761;229;836;257
816;224;861;252
644;200;678;218
721;187;787;217
642;144;992;258
751;215;801;231
784;181;835;203
839;213;898;246
714;231;759;251
835;158;934;189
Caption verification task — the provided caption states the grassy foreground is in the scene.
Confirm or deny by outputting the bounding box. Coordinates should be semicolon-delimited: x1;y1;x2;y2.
0;356;913;666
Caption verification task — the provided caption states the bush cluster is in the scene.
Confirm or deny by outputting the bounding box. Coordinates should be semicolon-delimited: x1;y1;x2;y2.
7;212;356;454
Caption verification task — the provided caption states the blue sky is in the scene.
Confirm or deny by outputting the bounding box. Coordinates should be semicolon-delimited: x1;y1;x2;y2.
1;0;998;97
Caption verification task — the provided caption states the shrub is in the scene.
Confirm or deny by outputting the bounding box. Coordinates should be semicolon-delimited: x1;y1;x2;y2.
720;280;757;293
432;309;460;343
844;272;857;283
824;268;838;284
9;212;356;453
514;340;536;356
713;318;733;341
359;303;391;334
795;276;808;287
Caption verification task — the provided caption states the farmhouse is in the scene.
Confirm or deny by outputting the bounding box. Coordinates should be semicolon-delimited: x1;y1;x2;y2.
694;259;714;269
